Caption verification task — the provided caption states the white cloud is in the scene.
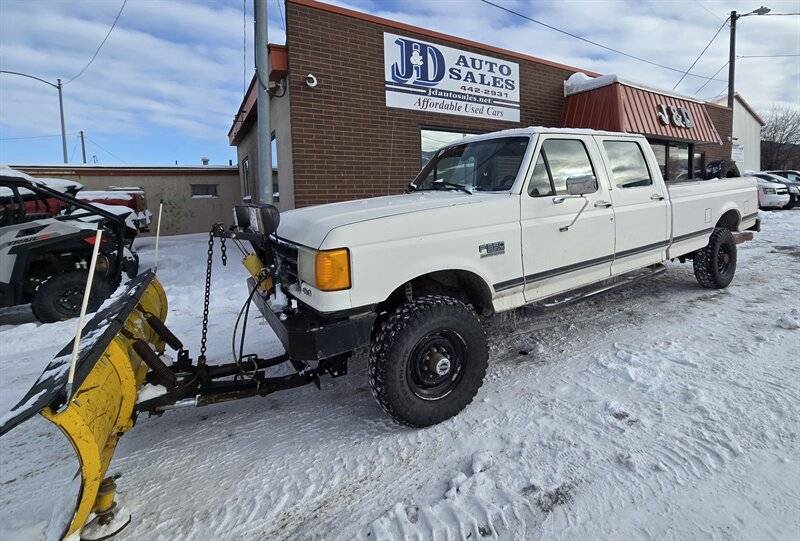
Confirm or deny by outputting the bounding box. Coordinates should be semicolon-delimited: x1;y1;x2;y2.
1;0;797;164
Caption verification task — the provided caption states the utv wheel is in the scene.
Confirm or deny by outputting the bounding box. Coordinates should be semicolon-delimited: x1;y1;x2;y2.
693;228;737;289
31;271;113;323
368;295;488;428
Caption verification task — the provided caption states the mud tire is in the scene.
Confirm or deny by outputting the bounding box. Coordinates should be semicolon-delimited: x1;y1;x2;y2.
368;295;488;428
693;228;737;289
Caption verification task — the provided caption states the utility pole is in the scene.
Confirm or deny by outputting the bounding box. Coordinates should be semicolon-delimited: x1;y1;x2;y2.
79;130;87;164
727;12;737;109
254;0;273;204
57;79;68;163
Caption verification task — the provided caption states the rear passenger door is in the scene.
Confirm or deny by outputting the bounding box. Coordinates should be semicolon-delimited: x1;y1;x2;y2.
520;135;615;302
598;137;669;275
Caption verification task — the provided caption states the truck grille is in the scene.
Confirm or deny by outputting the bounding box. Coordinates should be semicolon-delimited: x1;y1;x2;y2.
273;238;299;284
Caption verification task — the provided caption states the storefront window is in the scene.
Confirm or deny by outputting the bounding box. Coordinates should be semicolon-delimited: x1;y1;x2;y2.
693;151;705;179
669;143;690;182
648;140;698;182
651;143;667;180
420;129;475;166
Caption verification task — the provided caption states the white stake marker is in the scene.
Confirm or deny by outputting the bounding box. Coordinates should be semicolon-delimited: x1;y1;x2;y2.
64;227;103;405
154;201;163;274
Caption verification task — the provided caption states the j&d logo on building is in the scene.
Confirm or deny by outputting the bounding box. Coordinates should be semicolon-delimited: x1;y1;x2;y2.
390;37;516;91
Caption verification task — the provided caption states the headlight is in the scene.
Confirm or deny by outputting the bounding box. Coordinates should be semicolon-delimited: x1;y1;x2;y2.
791;186;800;194
296;247;352;291
764;187;776;194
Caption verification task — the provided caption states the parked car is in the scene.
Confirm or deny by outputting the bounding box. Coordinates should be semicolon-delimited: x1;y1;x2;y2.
1;167;139;322
746;171;796;208
256;127;758;427
766;170;800;182
76;187;151;231
763;170;800;207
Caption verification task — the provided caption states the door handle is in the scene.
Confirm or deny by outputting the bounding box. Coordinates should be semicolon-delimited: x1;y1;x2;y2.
650;194;665;201
594;200;612;208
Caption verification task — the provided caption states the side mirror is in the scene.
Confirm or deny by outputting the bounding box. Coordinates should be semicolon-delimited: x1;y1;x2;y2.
565;174;597;196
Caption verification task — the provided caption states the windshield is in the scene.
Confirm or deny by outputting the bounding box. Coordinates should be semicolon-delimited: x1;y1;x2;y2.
412;136;529;192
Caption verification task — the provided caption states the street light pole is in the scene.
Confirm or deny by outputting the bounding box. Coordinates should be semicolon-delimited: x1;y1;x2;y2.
57;79;68;163
727;6;771;109
0;70;69;163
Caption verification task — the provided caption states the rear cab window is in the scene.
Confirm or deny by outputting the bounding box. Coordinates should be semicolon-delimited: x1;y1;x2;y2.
602;140;653;188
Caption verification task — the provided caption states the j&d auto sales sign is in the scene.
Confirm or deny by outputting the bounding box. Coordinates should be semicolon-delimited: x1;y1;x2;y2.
383;33;520;122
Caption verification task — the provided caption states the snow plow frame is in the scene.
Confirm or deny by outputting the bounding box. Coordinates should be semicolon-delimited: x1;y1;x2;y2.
0;203;375;539
0;271;168;538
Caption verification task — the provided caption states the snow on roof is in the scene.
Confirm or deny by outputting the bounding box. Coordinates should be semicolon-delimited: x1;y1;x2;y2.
0;164;37;182
564;72;704;103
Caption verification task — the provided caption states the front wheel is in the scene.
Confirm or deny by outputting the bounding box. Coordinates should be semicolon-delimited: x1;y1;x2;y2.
31;271;113;323
368;295;488;428
693;228;737;289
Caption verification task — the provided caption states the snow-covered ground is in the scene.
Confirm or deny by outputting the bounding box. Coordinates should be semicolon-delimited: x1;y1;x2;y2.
1;209;798;540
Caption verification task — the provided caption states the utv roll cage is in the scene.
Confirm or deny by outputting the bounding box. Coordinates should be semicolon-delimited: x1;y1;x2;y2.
0;174;129;277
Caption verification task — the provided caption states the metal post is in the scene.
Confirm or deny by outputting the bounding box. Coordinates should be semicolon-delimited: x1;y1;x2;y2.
254;0;273;204
57;78;68;163
727;12;737;109
80;130;87;164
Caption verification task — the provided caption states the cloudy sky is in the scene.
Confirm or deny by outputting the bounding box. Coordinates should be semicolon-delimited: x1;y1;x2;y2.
1;0;797;166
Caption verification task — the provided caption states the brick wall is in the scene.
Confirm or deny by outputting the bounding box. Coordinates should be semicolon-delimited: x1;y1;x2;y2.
285;1;578;207
697;103;733;165
283;1;733;207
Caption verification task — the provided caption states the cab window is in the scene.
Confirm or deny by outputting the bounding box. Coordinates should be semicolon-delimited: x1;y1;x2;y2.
528;139;597;197
603;140;653;188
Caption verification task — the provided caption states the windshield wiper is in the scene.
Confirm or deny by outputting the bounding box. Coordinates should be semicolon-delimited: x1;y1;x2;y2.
432;180;472;194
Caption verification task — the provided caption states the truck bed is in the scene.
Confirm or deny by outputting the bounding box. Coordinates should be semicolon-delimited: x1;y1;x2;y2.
667;177;758;258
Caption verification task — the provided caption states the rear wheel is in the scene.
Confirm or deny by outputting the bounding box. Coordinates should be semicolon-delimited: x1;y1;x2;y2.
693;228;737;289
368;295;488;427
31;271;113;323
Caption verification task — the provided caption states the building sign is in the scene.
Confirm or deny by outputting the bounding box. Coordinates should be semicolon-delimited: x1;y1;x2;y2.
731;140;744;163
656;103;695;128
383;33;520;122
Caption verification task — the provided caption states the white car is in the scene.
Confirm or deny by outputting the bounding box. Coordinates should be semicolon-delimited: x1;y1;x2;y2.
752;176;790;209
250;127;759;427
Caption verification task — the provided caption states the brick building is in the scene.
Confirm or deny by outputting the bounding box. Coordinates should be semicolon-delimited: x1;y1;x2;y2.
229;0;732;210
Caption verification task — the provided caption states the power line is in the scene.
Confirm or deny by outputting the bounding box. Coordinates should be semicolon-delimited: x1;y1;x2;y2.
693;0;722;20
694;61;727;94
275;0;286;31
672;17;729;89
478;0;726;82
738;54;800;58
243;0;247;95
69;136;80;162
64;0;127;85
86;136;128;164
0;132;78;141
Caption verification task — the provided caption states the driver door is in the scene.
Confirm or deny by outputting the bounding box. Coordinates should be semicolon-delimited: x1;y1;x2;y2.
521;135;615;302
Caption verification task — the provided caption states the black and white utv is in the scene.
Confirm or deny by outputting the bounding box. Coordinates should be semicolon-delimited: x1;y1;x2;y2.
0;167;139;322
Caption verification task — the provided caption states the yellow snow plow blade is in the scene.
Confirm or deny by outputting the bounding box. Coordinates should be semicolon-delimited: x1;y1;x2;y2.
0;271;167;539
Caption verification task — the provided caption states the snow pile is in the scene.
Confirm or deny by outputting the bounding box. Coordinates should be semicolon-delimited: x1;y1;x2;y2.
777;309;799;330
1;210;799;540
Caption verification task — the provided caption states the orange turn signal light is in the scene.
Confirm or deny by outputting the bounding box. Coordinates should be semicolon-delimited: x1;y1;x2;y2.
315;248;351;291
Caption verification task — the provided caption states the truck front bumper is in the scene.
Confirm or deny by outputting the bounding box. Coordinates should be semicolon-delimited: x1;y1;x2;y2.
249;279;375;362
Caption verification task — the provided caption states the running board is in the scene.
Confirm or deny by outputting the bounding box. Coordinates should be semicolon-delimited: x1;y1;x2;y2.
532;264;667;309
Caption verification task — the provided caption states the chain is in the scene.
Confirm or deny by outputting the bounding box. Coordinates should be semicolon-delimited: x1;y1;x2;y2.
220;235;227;266
198;228;215;364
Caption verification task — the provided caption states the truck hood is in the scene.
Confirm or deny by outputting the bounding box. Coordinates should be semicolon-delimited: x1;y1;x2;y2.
277;191;501;248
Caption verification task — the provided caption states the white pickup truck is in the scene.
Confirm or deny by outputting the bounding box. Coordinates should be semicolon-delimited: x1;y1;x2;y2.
261;127;758;428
